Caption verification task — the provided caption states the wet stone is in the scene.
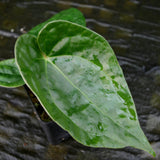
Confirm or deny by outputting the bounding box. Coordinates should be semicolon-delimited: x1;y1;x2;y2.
0;86;48;160
146;115;160;134
146;66;160;87
54;139;141;160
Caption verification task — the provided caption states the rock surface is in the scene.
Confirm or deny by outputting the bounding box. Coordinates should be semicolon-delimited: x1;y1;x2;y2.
0;87;48;160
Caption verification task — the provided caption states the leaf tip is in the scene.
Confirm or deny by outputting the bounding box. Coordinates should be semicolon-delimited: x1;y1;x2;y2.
144;144;156;157
150;150;156;157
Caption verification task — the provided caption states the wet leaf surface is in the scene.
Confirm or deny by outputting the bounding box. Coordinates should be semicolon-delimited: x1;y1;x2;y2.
15;20;154;155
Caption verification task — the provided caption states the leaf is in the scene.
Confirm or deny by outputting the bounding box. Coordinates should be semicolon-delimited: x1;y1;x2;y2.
0;59;25;87
29;8;86;37
15;21;155;156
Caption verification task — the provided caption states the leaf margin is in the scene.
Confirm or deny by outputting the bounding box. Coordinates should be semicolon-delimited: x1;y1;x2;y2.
15;28;156;156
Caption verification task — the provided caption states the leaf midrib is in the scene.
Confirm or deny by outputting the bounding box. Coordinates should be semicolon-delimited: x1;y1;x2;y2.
45;56;143;146
44;58;127;146
44;58;94;143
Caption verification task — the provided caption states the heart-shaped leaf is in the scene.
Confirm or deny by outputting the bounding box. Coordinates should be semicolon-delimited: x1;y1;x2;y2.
15;21;155;156
0;59;24;87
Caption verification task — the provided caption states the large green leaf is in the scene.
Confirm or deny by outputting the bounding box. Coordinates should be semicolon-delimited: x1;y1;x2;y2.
15;21;155;156
29;8;86;36
0;59;24;87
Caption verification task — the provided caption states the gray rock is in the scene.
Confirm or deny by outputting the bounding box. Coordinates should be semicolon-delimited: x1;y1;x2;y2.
146;115;160;134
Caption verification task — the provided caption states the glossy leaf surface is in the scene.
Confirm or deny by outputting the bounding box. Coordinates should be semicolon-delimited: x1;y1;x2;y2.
38;20;127;89
15;21;155;156
0;59;24;87
29;8;86;36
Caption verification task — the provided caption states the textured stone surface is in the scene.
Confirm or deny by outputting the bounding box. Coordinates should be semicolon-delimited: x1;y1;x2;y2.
146;115;160;134
0;87;48;160
0;0;160;159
